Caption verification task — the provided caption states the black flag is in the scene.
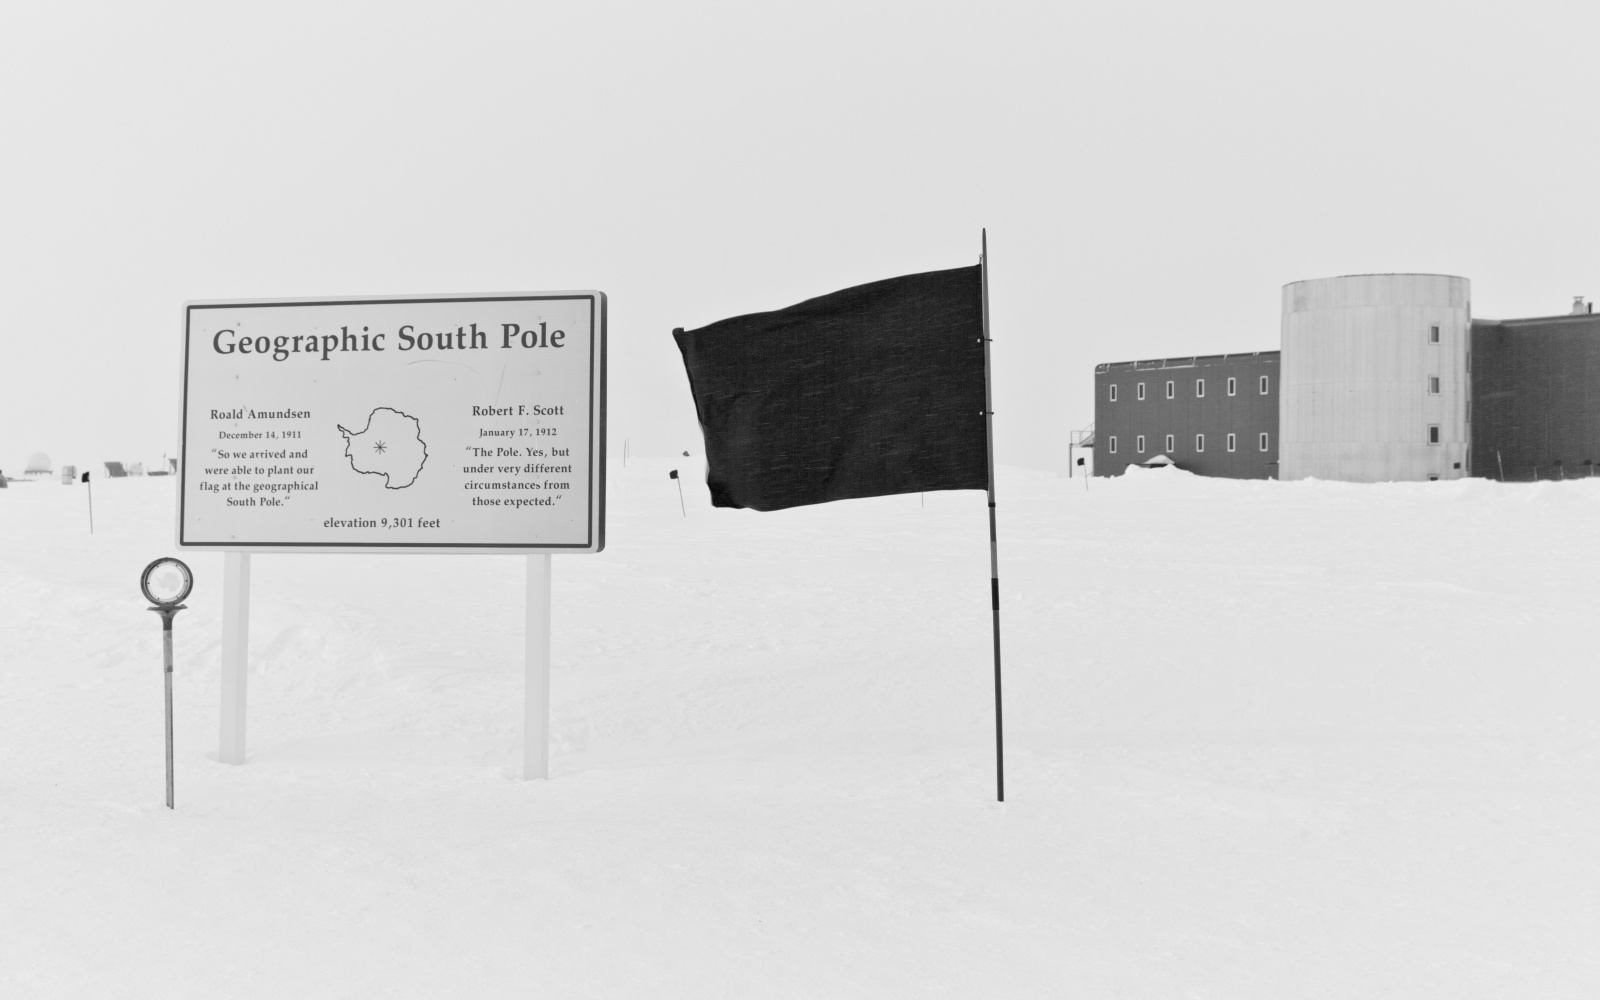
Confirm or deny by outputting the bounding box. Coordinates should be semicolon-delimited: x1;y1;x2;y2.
674;266;987;511
668;469;679;479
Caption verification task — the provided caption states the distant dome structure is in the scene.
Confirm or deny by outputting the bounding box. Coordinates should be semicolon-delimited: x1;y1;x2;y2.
24;452;52;475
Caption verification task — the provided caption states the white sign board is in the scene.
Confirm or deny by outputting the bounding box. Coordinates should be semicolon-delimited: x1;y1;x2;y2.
178;292;606;553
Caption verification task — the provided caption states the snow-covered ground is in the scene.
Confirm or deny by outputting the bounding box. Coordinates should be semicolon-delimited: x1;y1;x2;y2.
2;465;1597;997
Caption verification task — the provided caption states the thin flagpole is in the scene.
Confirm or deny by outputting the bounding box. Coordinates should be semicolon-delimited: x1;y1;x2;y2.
981;229;1004;803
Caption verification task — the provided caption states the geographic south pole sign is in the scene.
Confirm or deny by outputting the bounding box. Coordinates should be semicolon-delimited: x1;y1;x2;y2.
178;292;605;551
177;291;605;782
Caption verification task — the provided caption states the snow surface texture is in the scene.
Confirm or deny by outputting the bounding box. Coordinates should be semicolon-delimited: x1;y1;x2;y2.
2;466;1597;997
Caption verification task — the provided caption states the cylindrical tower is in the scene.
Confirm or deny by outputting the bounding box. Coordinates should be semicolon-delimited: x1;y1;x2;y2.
1279;274;1470;482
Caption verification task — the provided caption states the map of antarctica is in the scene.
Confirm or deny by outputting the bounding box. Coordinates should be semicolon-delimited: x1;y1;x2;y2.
337;407;428;489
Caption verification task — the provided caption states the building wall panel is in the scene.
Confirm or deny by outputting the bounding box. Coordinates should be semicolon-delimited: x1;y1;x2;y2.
1280;274;1470;481
1470;315;1600;479
1093;353;1279;478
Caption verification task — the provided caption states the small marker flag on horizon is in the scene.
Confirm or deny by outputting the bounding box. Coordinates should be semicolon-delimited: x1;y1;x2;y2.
669;468;685;516
673;266;987;512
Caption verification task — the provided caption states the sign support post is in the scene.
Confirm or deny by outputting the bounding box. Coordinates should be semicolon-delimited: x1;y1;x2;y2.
219;552;250;765
525;554;552;779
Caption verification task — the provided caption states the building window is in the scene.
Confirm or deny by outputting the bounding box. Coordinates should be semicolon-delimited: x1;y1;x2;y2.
1109;383;1118;402
1226;433;1236;452
1166;380;1175;400
1136;435;1146;454
1428;376;1440;395
1259;432;1269;451
1227;377;1237;396
1259;375;1270;394
1466;351;1471;372
1196;379;1205;398
1428;424;1440;445
1195;434;1205;452
1429;325;1440;344
1467;400;1471;423
1137;382;1146;401
1109;436;1117;454
1165;433;1175;452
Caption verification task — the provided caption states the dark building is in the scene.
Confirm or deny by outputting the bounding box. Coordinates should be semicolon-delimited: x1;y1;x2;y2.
1471;312;1600;480
1093;352;1280;478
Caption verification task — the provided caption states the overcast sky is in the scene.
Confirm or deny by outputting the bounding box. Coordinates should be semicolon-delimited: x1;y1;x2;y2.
3;1;1597;477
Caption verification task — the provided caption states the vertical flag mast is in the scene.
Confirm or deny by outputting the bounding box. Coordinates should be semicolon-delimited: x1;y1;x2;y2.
981;229;1005;803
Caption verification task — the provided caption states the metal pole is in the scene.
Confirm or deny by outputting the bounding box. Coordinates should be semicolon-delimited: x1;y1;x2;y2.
86;477;94;534
524;554;552;780
219;552;250;765
676;478;686;517
163;613;175;809
981;229;1004;803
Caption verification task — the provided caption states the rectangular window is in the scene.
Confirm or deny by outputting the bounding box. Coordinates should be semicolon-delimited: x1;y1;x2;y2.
1195;433;1205;452
1226;433;1236;452
1227;377;1237;396
1137;382;1146;401
1429;325;1440;344
1195;379;1205;398
1109;383;1118;402
1165;433;1175;452
1428;424;1440;445
1166;381;1175;400
1259;432;1269;452
1259;375;1270;395
1109;436;1117;454
1466;351;1471;372
1136;435;1146;454
1428;376;1440;395
1467;400;1471;423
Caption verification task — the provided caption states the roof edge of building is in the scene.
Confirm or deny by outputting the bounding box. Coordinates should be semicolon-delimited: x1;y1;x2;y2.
1280;272;1468;289
1095;350;1281;372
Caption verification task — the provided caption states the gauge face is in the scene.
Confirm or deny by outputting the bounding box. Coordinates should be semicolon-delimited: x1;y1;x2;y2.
141;558;193;606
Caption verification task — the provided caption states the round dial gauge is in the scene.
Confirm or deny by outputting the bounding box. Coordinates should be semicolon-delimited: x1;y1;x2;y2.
141;558;194;607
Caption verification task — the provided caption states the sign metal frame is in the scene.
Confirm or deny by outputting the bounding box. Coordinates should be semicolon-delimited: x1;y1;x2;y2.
175;291;607;555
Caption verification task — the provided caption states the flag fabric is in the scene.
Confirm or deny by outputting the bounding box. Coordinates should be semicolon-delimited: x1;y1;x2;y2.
668;469;679;479
673;266;988;512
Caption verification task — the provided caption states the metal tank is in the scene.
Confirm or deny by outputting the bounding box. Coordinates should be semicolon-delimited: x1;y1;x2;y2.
1279;274;1470;482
